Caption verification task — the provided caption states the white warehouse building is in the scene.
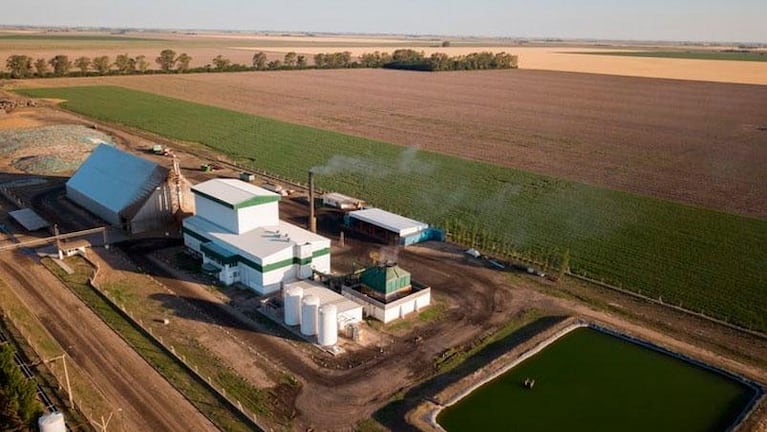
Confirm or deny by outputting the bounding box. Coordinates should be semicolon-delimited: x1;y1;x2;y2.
183;179;331;295
66;144;174;233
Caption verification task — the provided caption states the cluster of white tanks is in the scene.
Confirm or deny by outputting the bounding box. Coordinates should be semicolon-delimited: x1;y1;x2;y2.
300;295;320;336
283;286;338;347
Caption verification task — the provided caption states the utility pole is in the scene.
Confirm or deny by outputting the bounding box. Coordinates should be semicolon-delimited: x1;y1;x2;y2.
91;408;121;432
53;224;61;259
46;353;72;407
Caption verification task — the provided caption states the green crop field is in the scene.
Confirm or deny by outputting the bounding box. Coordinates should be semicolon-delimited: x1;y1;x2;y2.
437;327;756;432
575;50;767;62
17;86;767;332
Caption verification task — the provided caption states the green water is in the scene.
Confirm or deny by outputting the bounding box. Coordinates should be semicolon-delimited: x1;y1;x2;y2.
438;328;755;432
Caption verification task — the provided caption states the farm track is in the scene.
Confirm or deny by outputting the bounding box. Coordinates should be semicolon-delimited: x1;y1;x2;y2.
0;253;217;432
20;68;767;217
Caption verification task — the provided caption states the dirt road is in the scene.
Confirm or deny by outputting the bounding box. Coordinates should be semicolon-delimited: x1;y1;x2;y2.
0;252;217;432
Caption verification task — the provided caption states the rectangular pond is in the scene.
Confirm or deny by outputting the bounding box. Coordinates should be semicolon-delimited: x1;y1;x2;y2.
437;327;757;432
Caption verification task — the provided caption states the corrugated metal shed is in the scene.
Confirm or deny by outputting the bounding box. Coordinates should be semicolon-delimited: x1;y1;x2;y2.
66;144;168;226
8;208;49;231
361;265;411;295
348;208;428;237
192;179;280;209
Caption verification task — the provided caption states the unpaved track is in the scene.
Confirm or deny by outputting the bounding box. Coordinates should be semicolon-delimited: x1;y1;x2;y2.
0;252;217;432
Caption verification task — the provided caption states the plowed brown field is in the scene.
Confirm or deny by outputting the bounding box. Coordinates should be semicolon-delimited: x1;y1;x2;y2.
18;68;767;216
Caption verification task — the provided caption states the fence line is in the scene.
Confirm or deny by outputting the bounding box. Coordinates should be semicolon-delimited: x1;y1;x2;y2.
568;272;767;340
81;254;267;431
448;234;767;341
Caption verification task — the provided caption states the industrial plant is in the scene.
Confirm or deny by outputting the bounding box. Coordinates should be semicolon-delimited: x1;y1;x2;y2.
182;178;331;294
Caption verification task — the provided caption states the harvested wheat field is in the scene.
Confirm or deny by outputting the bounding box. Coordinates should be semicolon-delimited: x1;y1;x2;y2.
19;69;767;216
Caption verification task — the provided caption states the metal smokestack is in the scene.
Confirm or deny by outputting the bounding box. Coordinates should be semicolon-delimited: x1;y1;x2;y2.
308;170;317;233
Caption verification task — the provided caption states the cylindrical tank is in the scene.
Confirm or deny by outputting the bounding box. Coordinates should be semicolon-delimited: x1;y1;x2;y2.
284;285;303;326
300;295;320;336
318;304;338;346
38;412;66;432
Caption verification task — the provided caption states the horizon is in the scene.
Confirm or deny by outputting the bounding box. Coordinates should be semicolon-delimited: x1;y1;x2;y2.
1;25;764;46
1;0;765;44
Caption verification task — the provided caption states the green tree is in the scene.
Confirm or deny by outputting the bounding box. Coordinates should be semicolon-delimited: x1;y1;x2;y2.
114;53;134;73
296;55;307;68
392;49;425;63
333;51;352;68
175;53;191;72
5;55;33;78
212;55;231;71
33;58;48;77
252;51;267;70
283;51;297;67
441;40;451;47
429;52;451;71
156;49;177;72
92;56;111;75
74;56;91;75
313;53;326;68
360;51;390;68
48;55;71;76
0;345;43;429
135;55;150;73
267;59;282;70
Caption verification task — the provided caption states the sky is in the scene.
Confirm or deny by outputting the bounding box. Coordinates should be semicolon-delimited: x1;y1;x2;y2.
2;0;766;43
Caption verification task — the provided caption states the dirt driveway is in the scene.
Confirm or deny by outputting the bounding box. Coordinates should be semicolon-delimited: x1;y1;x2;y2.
0;251;217;432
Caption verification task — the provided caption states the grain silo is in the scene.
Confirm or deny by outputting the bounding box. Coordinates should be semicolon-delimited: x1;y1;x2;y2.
300;295;320;336
284;285;303;326
318;303;338;346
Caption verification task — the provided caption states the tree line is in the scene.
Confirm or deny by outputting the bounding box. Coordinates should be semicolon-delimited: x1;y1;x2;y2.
3;49;193;78
3;48;517;78
0;344;42;430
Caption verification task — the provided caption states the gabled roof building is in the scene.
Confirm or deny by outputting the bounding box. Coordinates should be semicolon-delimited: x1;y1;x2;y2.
66;144;173;233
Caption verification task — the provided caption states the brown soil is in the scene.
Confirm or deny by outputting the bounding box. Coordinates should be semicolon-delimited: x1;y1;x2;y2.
17;69;767;216
0;100;764;431
0;252;217;432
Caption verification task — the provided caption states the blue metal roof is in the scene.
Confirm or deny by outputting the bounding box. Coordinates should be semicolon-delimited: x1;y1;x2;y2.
66;144;168;220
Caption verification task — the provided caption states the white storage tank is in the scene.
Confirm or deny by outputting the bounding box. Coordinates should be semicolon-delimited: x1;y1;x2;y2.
38;412;66;432
284;285;303;326
318;303;338;346
300;295;320;336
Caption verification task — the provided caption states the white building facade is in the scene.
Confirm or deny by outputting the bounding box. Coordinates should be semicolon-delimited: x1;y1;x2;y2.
183;179;331;295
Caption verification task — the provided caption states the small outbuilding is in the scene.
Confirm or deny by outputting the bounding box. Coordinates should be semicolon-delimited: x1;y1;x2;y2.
8;208;50;231
322;192;365;211
342;263;431;323
344;208;443;246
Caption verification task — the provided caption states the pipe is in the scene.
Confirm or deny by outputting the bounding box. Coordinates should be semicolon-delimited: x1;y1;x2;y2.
309;170;317;233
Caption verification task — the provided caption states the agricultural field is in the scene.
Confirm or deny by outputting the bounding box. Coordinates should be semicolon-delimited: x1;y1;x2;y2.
16;86;767;333
3;30;767;83
575;50;767;62
437;327;756;432
19;68;767;216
